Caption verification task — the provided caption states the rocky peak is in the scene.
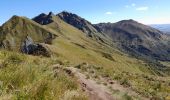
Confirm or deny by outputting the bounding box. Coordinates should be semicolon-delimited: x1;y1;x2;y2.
47;12;55;18
48;12;54;16
58;11;79;19
33;12;54;25
57;11;98;35
38;13;46;17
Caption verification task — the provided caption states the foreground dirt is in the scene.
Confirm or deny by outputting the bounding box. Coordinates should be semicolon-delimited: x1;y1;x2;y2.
67;67;115;100
53;64;149;100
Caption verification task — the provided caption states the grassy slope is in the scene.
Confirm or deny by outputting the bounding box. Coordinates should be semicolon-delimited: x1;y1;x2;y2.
0;15;169;99
0;50;87;100
44;16;170;99
0;16;58;51
45;16;153;75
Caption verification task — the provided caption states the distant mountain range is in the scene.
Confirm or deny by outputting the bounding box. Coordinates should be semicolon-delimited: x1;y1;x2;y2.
95;20;170;61
1;11;170;62
150;24;170;34
0;11;170;69
33;11;170;61
0;11;170;99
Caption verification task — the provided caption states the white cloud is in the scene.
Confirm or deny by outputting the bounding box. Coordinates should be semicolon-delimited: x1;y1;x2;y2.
105;12;113;15
136;7;149;11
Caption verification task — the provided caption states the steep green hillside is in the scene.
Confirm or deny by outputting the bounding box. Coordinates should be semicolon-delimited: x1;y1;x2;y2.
0;16;57;51
33;12;113;45
33;13;155;74
0;50;87;100
33;12;170;99
0;12;169;99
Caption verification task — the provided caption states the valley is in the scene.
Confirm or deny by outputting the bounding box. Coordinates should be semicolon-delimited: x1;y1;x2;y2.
0;11;169;100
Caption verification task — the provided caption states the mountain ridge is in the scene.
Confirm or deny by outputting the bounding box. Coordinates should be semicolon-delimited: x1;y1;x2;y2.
57;11;99;35
94;20;170;61
1;11;170;61
0;11;170;99
33;11;114;46
0;15;57;56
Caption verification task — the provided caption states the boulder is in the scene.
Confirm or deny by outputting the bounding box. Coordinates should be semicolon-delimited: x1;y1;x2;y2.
21;36;51;57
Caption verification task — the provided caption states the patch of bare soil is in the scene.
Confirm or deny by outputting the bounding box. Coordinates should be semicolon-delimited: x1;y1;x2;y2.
66;67;115;100
53;64;149;100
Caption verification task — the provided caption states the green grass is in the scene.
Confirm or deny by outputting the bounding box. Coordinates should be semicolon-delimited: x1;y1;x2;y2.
0;50;87;100
0;16;58;51
0;14;170;99
45;22;170;99
75;62;170;99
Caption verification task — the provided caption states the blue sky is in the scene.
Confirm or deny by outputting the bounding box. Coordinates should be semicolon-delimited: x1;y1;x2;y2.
0;0;170;25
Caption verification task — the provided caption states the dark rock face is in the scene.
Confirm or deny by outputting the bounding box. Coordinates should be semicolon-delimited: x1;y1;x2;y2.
0;15;57;50
94;20;170;61
33;12;54;25
56;11;111;44
57;11;98;35
33;11;110;44
21;36;51;57
21;36;34;53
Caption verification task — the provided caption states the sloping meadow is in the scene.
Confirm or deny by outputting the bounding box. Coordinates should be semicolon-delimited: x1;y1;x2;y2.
0;50;87;100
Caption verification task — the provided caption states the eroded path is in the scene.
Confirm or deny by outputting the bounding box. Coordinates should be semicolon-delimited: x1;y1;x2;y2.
66;67;115;100
53;64;149;100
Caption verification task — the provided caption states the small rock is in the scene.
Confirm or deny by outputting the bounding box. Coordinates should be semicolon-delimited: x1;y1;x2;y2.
109;81;114;84
65;69;72;75
82;83;87;88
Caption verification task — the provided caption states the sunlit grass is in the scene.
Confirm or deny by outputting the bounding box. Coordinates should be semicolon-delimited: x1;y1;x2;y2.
0;50;87;99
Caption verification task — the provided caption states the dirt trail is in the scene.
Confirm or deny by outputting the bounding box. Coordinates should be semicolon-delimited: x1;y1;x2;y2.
67;67;149;100
67;67;115;100
53;64;149;100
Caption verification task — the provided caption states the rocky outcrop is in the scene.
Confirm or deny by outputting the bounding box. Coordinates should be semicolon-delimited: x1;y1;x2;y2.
21;36;51;57
57;11;99;36
33;11;111;45
0;15;57;57
33;12;55;25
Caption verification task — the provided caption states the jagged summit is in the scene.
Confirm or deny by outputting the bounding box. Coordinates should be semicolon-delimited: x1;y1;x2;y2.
32;11;111;44
48;11;55;16
0;9;170;100
57;11;99;35
58;11;78;18
33;11;100;35
5;12;170;61
32;12;55;25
